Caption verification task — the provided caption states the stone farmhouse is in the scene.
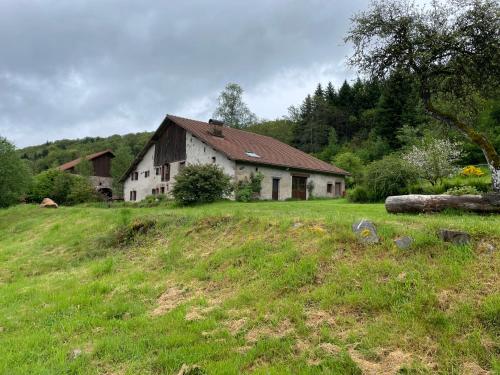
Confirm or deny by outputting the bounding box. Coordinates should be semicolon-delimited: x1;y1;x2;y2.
121;115;348;202
58;149;115;197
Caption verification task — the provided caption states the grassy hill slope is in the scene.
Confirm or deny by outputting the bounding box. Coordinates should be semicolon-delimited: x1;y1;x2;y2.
0;201;499;374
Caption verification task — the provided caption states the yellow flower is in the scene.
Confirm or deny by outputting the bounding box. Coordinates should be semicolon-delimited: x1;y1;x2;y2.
460;165;484;177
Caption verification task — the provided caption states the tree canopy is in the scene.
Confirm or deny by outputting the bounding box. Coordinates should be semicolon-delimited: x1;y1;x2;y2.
0;137;32;207
346;0;500;190
213;83;257;129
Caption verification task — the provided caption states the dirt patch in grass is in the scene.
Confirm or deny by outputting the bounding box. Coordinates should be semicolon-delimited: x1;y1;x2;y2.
245;318;295;343
305;308;337;329
153;280;235;318
348;348;412;375
185;306;216;321
319;342;341;355
151;286;188;316
224;318;248;335
462;362;490;375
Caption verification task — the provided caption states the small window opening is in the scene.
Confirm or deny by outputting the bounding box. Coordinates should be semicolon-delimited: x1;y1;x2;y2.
212;156;216;163
327;183;333;194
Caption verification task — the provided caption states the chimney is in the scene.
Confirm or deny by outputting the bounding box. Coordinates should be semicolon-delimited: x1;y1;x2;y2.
208;119;224;137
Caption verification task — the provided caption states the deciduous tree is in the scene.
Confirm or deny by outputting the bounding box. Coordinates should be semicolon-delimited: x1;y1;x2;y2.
213;83;257;129
0;137;32;207
346;0;500;191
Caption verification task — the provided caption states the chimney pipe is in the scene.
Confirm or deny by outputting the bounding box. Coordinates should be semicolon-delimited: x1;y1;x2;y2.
208;119;224;137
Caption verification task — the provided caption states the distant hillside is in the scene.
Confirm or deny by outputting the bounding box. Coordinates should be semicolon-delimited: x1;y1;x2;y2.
18;132;152;174
18;120;299;176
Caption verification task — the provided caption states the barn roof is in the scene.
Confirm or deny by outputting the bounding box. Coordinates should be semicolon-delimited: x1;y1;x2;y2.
58;149;115;171
120;115;349;182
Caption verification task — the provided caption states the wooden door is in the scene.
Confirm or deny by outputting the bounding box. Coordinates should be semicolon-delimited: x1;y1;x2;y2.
335;182;341;196
292;176;307;200
272;178;280;200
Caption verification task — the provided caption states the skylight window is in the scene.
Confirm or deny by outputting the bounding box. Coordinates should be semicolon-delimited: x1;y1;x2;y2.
245;151;261;158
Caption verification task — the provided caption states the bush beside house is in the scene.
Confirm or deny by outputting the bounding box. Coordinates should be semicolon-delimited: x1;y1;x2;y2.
28;169;100;205
172;164;232;205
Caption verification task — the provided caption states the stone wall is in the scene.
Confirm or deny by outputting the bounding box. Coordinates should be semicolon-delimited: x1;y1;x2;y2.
235;163;345;200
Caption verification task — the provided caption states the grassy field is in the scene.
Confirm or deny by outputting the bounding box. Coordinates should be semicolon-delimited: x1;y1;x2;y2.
0;200;499;374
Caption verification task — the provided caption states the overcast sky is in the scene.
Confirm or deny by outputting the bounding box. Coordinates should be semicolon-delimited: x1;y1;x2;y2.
0;0;371;148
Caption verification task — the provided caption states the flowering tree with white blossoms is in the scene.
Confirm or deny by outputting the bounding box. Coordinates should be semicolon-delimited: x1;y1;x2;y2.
403;139;462;186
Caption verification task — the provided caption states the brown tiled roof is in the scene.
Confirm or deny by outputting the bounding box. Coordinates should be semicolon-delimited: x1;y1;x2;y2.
58;149;114;171
120;115;348;181
168;115;348;175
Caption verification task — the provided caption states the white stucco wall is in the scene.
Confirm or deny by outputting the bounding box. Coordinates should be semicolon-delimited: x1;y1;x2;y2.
123;132;236;202
185;134;236;178
235;163;345;200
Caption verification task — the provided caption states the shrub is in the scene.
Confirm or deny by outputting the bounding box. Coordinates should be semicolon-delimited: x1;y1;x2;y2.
137;194;170;208
445;186;481;196
0;137;32;207
364;154;416;201
347;186;370;202
333;152;364;187
306;180;315;198
235;172;263;202
66;175;100;204
172;164;232;205
28;168;99;205
29;169;75;204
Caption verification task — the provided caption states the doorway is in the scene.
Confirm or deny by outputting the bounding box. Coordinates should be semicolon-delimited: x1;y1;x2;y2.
335;182;342;196
292;176;307;200
272;178;280;200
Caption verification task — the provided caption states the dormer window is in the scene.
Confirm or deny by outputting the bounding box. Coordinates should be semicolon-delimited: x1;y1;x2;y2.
245;151;260;158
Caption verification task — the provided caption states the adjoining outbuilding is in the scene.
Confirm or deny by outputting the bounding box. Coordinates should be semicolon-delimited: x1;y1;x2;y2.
120;115;349;202
58;149;115;198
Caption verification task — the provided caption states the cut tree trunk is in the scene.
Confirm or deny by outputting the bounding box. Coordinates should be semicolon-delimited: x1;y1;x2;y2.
385;194;500;214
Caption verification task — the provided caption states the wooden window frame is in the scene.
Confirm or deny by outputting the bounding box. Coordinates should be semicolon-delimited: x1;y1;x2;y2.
161;164;170;182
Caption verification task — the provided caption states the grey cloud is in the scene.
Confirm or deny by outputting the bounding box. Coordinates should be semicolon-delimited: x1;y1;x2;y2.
0;0;370;147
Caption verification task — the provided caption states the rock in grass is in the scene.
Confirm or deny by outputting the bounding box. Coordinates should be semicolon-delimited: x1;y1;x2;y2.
352;220;379;244
177;364;206;375
40;197;58;208
438;229;470;245
394;236;413;249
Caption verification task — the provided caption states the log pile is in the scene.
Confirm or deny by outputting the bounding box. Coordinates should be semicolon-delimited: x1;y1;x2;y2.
385;194;500;214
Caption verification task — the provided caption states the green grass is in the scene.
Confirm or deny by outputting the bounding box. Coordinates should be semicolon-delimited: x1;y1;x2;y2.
0;200;499;374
